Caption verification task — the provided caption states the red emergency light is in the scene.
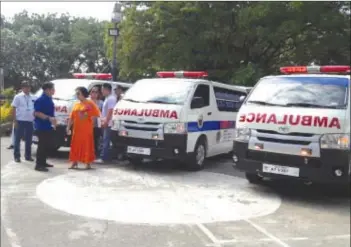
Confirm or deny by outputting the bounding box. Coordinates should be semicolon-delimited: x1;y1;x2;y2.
280;65;350;74
72;73;112;80
156;71;208;78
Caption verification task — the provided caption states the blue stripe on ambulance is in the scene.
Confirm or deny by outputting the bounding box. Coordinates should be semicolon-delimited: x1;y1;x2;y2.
187;121;236;133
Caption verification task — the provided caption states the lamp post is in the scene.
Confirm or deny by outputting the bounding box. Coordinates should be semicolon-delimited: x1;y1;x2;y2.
109;2;122;81
0;68;4;92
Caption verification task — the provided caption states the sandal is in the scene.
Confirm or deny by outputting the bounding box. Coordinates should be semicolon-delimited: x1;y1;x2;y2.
85;164;92;170
69;162;78;169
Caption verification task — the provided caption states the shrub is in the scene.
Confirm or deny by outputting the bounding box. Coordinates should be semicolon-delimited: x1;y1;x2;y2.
0;103;13;123
2;87;16;99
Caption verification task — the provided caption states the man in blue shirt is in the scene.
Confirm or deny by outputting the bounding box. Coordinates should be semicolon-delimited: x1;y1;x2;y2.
34;82;57;172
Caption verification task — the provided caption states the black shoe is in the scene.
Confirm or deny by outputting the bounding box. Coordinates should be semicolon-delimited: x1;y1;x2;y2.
15;158;21;163
35;167;49;172
7;145;14;150
45;163;54;167
26;158;35;162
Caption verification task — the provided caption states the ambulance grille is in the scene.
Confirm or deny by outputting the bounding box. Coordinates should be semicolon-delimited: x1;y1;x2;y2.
122;120;162;131
124;120;160;125
122;137;166;148
247;151;321;168
124;126;159;131
256;129;314;137
256;137;311;145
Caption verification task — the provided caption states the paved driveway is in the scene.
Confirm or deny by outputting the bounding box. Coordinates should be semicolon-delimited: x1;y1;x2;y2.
1;137;350;247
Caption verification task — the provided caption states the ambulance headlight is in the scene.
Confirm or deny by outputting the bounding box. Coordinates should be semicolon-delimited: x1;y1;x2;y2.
320;133;350;150
164;123;187;134
234;127;251;142
111;120;121;131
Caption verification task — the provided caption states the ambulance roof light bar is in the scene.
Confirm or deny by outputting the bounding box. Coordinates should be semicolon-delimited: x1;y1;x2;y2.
280;65;350;75
156;71;208;78
72;73;112;80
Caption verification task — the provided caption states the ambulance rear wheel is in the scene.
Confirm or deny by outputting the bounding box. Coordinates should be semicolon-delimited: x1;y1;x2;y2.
245;173;263;184
186;139;206;171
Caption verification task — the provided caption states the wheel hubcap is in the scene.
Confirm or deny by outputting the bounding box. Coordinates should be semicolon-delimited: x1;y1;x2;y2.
196;145;205;166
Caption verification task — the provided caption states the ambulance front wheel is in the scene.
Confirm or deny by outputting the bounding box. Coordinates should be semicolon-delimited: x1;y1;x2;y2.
186;138;207;171
245;172;263;184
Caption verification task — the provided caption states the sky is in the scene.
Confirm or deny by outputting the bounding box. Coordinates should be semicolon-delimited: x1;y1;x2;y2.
1;1;116;21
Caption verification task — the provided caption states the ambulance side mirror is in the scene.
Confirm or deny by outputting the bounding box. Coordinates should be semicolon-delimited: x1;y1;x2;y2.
239;95;246;102
191;97;205;109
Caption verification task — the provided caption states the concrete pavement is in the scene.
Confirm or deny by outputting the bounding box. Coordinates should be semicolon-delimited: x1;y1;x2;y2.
1;137;350;247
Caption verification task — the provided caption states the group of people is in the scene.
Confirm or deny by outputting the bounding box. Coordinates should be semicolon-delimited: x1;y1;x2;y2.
10;80;123;172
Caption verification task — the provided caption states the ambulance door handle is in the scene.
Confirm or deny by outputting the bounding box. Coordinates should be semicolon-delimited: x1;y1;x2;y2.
207;112;212;116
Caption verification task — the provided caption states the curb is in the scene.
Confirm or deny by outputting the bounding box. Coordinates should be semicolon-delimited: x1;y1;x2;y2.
0;122;12;136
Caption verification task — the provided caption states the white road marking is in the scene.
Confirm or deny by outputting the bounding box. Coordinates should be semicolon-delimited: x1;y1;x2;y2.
196;223;221;247
1;162;24;247
324;234;350;240
244;219;290;247
205;234;350;245
36;168;282;224
1;160;59;247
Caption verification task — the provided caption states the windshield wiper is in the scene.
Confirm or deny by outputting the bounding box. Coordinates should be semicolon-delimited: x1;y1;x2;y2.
144;100;174;104
123;98;141;103
284;103;342;109
247;100;283;106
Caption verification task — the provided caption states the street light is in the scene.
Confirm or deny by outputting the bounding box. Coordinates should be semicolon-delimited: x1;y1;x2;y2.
110;2;122;81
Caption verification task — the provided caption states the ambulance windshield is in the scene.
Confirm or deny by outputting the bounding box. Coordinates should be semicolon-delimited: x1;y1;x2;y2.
35;79;88;100
123;79;193;105
247;76;349;109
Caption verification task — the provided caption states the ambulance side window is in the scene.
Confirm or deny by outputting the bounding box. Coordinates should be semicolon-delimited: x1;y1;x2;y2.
191;84;210;109
213;87;246;112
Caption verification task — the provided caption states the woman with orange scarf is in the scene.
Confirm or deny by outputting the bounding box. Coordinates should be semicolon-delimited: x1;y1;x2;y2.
66;87;101;169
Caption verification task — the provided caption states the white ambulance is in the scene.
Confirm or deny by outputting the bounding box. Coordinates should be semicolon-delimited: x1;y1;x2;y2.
33;76;132;151
111;71;251;170
232;65;350;185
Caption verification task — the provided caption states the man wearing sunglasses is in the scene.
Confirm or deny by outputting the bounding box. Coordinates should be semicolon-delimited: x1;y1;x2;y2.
89;86;103;156
96;83;117;163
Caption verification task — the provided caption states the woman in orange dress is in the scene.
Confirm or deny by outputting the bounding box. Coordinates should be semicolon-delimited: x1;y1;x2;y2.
66;87;101;169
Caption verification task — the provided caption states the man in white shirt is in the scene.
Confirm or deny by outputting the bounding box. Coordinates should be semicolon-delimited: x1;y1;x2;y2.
97;83;117;162
7;90;22;150
11;81;35;162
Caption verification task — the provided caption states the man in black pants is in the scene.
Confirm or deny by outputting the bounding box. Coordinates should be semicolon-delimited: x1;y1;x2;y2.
33;82;57;172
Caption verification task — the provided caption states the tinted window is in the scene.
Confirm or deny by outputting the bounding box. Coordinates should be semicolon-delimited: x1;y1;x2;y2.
247;76;349;109
214;87;246;112
193;84;210;107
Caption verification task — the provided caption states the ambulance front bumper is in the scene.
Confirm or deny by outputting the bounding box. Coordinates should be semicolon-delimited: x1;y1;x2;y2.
233;141;350;185
111;130;188;160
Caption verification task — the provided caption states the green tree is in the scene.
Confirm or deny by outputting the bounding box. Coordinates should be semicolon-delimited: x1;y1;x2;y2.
105;1;350;85
1;11;109;89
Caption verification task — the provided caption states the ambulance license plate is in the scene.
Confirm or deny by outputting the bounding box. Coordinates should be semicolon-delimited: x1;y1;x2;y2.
127;146;151;155
32;136;38;142
262;163;299;177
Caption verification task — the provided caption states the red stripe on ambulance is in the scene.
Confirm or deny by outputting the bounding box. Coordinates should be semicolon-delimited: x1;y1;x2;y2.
114;108;178;119
238;113;341;129
55;106;68;113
